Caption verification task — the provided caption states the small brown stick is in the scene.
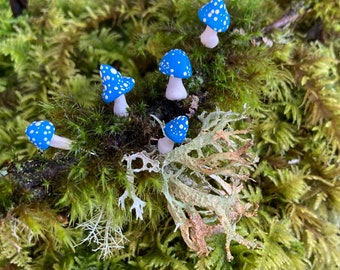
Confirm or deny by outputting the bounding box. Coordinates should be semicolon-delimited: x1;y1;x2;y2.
262;1;311;34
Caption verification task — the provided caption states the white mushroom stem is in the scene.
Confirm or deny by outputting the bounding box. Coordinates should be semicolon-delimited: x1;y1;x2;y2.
114;94;129;117
158;136;175;154
200;25;219;49
50;134;72;150
165;77;188;101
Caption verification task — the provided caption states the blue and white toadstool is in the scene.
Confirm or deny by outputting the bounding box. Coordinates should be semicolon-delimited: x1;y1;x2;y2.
159;49;192;101
158;115;189;154
198;0;230;48
100;64;135;117
25;120;72;150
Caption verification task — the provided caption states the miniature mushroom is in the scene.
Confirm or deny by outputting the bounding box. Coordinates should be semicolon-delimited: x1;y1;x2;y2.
159;49;192;101
25;120;72;150
198;0;230;48
100;64;135;117
158;115;189;154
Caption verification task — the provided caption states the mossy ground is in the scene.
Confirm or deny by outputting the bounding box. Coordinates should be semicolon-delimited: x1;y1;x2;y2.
0;0;340;269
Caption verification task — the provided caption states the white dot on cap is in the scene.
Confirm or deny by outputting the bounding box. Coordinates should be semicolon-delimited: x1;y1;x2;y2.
183;72;187;76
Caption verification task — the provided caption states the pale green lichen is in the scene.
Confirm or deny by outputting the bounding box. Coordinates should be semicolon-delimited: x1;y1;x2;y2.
162;107;261;261
121;107;261;261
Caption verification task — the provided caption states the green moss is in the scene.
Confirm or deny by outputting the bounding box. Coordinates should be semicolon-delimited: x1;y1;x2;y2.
0;0;340;268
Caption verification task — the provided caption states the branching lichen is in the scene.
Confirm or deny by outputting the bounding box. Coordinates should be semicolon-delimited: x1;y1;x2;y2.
119;151;160;220
121;107;261;261
162;107;261;261
76;208;128;260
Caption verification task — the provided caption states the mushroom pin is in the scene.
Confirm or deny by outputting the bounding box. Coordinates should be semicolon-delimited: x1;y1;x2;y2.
159;49;192;101
100;64;135;117
25;120;72;150
158;115;189;154
198;0;230;48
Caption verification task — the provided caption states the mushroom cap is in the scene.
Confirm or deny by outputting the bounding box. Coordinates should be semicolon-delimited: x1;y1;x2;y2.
164;115;189;143
159;49;192;79
198;0;230;33
25;120;55;150
100;64;135;103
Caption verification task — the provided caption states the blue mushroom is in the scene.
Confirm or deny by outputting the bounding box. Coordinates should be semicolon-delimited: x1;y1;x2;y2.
100;64;135;117
158;115;189;154
198;0;230;48
25;120;72;150
159;49;192;101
